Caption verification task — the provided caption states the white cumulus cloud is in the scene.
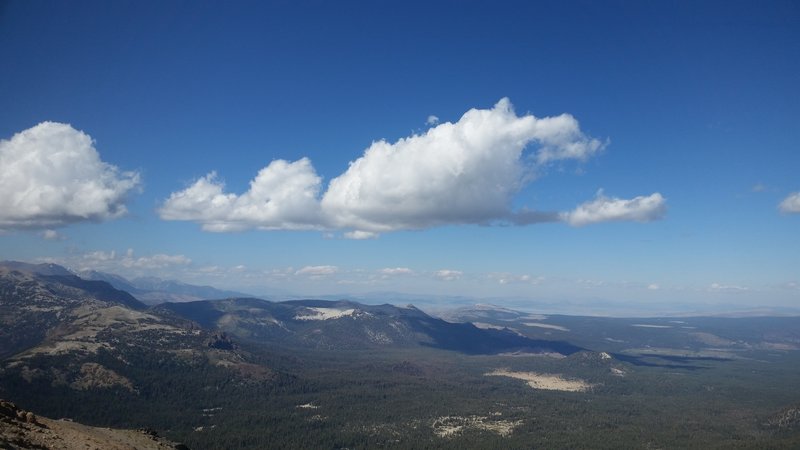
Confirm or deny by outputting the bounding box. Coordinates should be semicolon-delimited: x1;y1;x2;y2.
0;122;140;230
159;99;662;235
159;159;323;232
562;190;666;226
779;192;800;213
320;98;604;233
426;115;440;126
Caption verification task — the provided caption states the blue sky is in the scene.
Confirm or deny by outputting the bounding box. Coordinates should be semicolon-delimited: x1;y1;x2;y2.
1;0;798;313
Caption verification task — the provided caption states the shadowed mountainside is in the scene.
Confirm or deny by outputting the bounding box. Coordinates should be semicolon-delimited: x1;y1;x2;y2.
157;298;583;355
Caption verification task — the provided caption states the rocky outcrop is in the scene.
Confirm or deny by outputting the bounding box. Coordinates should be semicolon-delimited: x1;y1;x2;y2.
206;331;236;350
0;400;40;426
69;363;135;392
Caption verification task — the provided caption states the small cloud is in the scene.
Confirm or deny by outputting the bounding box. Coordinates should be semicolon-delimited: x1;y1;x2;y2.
379;267;413;276
709;282;748;292
751;183;766;193
41;229;66;241
435;269;462;281
647;283;660;290
83;250;117;263
263;267;294;281
577;278;606;288
295;265;339;277
562;190;666;226
343;230;378;240
779;192;800;213
489;273;542;285
426;115;440;126
121;252;191;269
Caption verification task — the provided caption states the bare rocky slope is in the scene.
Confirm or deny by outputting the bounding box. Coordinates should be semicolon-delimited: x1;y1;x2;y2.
0;399;188;449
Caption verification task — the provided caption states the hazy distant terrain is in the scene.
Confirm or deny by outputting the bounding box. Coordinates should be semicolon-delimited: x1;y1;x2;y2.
78;270;253;305
2;261;800;449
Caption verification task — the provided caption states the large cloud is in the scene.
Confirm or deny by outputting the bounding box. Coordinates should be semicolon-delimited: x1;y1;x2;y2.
779;192;800;213
0;122;140;230
562;191;666;226
320;98;603;232
159;99;662;235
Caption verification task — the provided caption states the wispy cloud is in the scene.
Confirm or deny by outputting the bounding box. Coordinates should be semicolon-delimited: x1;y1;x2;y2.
295;265;339;278
42;248;191;276
343;230;378;240
709;282;748;292
122;252;192;270
41;229;66;241
435;269;463;281
0;122;140;231
489;272;543;285
379;267;413;276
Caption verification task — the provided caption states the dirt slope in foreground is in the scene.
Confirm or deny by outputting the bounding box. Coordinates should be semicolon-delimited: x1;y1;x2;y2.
0;399;187;450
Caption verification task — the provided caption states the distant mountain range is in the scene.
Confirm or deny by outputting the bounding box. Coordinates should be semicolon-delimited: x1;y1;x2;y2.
0;260;582;388
0;260;584;429
0;260;255;306
78;269;253;305
156;298;582;355
3;260;800;449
